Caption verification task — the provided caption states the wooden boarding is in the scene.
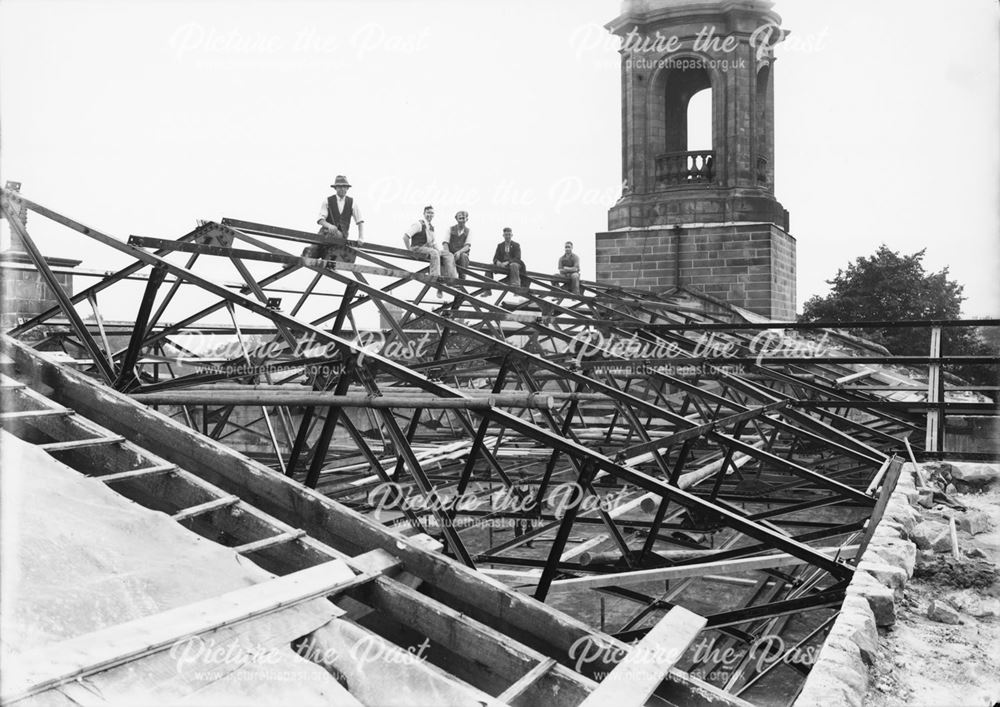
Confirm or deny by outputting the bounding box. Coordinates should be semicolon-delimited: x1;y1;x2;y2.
3;369;351;578
578;606;706;707
2;560;365;705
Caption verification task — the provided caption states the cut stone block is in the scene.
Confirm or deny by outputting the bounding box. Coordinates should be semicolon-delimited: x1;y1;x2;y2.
956;511;990;536
847;571;896;627
949;463;1000;489
927;599;961;624
911;520;948;551
865;538;916;578
857;560;907;597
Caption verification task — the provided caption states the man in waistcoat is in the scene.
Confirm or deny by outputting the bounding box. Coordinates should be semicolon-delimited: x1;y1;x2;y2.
443;210;472;279
492;227;526;288
304;175;364;265
403;205;456;298
557;241;581;294
319;175;364;242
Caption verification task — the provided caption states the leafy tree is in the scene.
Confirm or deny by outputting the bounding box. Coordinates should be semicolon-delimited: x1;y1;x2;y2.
801;245;996;385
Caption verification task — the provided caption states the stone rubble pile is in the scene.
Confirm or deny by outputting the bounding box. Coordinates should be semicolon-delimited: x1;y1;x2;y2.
794;461;1000;707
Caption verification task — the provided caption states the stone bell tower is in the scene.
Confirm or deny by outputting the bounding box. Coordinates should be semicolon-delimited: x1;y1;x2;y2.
596;0;795;319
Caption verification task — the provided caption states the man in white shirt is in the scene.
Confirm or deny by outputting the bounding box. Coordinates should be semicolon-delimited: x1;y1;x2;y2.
443;210;472;279
403;205;457;297
317;175;364;244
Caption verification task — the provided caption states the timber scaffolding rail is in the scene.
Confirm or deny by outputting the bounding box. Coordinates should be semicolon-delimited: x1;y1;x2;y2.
2;186;998;704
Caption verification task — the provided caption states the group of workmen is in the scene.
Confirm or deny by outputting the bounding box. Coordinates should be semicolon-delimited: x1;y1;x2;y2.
312;175;582;296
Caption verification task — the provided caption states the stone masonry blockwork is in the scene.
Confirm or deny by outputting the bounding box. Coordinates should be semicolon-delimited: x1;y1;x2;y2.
595;223;796;319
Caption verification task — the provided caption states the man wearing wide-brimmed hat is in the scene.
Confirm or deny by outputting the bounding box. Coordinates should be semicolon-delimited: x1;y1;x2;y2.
317;175;364;244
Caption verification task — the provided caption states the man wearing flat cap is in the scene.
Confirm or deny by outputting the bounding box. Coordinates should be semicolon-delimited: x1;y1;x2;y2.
318;175;364;244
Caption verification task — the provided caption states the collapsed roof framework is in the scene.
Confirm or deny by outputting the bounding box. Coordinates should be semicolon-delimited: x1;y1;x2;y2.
3;187;997;701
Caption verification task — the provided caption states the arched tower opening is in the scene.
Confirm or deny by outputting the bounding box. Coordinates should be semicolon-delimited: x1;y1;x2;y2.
598;0;796;320
755;62;773;187
655;64;715;186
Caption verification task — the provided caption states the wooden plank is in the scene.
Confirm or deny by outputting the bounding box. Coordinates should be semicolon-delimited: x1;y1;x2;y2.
99;464;177;483
925;325;942;453
676;444;762;490
903;437;926;485
171;494;240;521
233;528;307;555
38;436;125;451
1;560;364;704
0;408;72;421
549;545;861;592
855;457;903;558
495;658;557;704
864;457;893;495
345;547;403;576
836;369;875;386
561;534;610;562
578;606;706;707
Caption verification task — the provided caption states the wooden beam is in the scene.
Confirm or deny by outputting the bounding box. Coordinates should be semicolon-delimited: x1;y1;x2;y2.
855;457;903;558
495;658;558;704
925;326;943;452
0;408;72;421
232;529;307;555
99;464;177;483
171;494;240;521
578;606;706;707
360;575;595;706
38;436;125;452
1;560;365;704
549;545;861;592
835;369;876;386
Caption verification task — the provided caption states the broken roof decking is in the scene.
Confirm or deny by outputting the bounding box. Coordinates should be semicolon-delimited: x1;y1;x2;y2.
3;188;997;703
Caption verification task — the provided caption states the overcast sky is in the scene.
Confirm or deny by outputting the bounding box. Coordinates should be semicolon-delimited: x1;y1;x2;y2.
2;0;998;321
